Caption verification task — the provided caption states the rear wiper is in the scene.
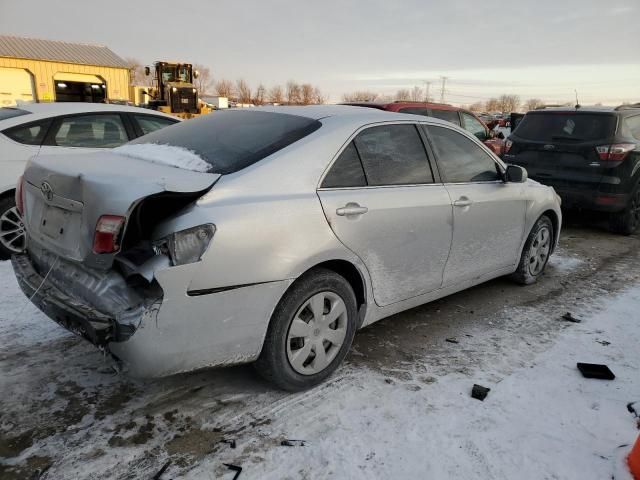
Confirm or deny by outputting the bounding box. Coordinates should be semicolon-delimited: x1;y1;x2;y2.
551;135;584;141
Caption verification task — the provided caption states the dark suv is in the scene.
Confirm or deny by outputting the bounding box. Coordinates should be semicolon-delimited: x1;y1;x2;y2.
505;105;640;234
343;101;506;156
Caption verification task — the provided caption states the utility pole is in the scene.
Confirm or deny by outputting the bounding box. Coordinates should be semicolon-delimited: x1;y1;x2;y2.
423;81;431;102
439;76;448;103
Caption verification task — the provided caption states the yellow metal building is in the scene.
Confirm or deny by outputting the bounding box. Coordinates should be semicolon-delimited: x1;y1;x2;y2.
0;35;130;107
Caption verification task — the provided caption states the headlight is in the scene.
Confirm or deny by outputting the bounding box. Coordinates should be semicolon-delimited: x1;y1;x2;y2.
155;224;215;266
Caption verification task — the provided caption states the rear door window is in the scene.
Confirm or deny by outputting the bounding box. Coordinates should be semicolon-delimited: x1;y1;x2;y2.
430;109;461;126
514;113;617;142
322;142;367;188
461;112;488;140
427;125;501;183
3;120;51;146
353;124;434;186
132;114;178;136
622;115;640;141
399;107;429;116
52;114;129;148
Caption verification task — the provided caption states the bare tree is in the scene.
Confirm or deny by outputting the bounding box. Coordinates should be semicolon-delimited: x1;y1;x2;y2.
342;91;378;102
193;64;213;94
313;87;326;104
236;79;252;104
286;81;301;104
395;89;410;101
300;84;315;105
469;102;484;112
268;85;284;104
497;94;520;113
523;98;544;111
254;84;266;105
485;97;500;112
410;86;423;102
125;57;152;86
215;79;234;99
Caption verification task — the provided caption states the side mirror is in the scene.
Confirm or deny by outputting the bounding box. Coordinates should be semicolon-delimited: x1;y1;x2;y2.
505;165;527;183
144;66;150;76
194;70;199;79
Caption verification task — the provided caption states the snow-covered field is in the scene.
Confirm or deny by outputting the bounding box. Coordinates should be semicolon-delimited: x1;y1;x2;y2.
1;226;639;479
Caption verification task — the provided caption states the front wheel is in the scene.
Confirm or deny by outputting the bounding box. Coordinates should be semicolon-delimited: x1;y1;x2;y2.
0;196;26;260
511;215;553;285
255;268;358;391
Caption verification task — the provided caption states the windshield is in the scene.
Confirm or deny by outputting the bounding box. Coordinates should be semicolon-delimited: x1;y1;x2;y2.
0;108;30;121
161;64;191;83
514;112;617;142
127;110;321;174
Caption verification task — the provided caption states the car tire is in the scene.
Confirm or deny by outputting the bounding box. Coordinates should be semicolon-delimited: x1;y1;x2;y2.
511;215;553;285
609;187;640;235
255;268;358;392
0;195;26;260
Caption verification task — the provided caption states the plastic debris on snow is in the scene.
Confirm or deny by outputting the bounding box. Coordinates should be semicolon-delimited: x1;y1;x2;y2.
113;143;211;172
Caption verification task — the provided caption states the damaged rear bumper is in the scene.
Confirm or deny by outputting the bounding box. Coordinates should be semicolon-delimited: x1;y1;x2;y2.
11;253;133;347
12;251;293;378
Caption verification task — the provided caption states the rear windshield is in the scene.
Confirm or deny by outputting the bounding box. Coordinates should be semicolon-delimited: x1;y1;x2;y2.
0;108;30;121
128;110;321;174
514;112;616;142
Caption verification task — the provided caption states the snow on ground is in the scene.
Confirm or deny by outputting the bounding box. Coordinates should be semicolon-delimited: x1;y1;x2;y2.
186;286;640;480
0;261;67;352
1;227;639;479
548;250;585;272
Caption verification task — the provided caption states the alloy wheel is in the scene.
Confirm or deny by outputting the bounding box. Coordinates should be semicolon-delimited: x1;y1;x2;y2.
0;207;26;254
528;226;551;276
286;291;348;375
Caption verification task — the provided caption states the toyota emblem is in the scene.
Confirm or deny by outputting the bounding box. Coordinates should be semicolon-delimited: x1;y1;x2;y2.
41;181;53;201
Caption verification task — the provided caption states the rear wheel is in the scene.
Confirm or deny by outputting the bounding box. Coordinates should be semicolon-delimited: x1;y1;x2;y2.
609;188;640;235
255;268;357;391
0;196;25;260
511;215;553;285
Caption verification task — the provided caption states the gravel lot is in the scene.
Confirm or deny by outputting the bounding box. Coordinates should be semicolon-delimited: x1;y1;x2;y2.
1;217;639;479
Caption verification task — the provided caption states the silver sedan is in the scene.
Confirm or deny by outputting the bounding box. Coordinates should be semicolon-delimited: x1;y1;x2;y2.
13;105;561;391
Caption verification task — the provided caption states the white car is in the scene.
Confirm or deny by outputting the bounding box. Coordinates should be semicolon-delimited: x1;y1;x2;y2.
0;103;179;258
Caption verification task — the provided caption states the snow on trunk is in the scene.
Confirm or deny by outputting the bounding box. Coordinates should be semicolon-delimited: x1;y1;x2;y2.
113;144;211;173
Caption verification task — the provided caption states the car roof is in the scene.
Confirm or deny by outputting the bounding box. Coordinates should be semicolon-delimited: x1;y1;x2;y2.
342;101;462;112
529;106;640;114
0;102;178;128
241;104;455;127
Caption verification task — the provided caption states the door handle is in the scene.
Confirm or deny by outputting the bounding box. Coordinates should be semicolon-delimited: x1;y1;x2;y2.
453;197;473;208
336;203;368;216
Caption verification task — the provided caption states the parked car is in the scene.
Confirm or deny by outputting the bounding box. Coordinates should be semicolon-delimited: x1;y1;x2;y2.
505;105;640;234
0;103;180;258
13;106;561;391
343;101;506;156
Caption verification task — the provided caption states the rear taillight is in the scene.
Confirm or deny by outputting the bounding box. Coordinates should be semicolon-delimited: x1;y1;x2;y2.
595;143;636;161
93;215;125;254
15;175;25;216
504;139;513;154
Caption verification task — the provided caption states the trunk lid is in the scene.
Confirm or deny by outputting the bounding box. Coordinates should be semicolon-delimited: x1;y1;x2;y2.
23;151;220;267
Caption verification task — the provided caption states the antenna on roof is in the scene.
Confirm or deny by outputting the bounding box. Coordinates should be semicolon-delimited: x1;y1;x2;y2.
574;89;581;110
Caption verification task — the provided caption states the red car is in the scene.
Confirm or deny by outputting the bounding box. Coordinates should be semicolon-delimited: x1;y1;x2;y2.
343;101;506;156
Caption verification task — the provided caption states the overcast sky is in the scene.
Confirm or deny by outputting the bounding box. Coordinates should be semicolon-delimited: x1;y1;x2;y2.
1;0;638;105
